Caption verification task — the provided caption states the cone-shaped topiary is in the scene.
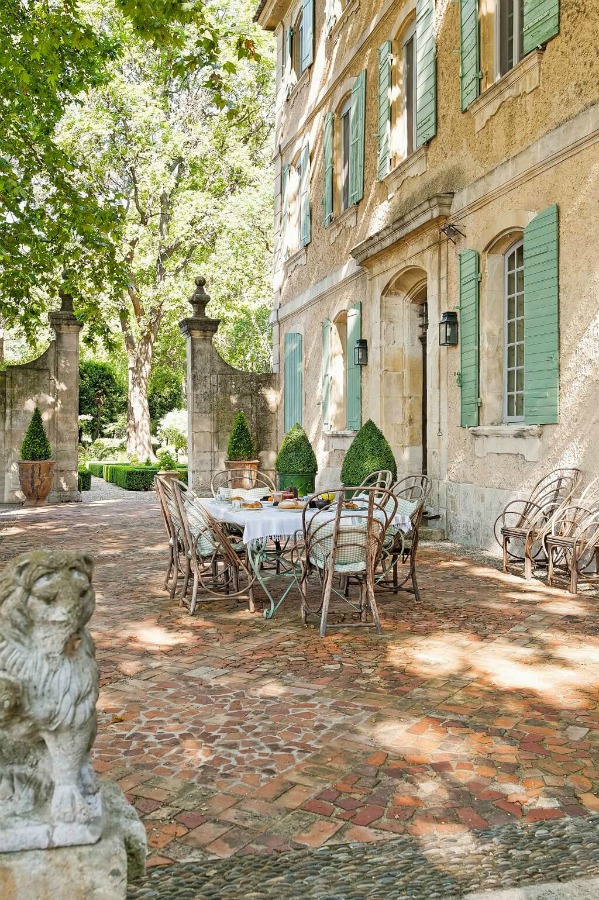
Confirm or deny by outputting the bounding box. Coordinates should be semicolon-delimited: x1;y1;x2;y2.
227;411;254;461
20;407;52;461
340;419;396;486
275;424;317;474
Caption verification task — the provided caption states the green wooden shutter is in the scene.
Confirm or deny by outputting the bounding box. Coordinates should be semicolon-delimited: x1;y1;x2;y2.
346;303;362;431
281;162;289;257
377;41;393;180
349;70;366;206
460;0;480;111
301;0;314;71
523;204;559;425
416;0;436;146
322;319;332;430
459;249;480;427
285;26;293;76
523;0;560;55
284;332;303;431
299;144;311;247
323;112;334;227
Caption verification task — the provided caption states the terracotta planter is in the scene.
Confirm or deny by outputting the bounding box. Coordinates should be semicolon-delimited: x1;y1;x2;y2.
224;459;259;489
18;460;56;505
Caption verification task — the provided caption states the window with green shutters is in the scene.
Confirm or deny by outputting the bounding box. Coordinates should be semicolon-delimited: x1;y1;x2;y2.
459;249;480;427
348;70;366;206
299;143;311;247
284;332;304;432
377;42;392;180
523;204;559;424
460;0;480;110
523;0;559;56
346;303;362;430
322;319;332;431
281;162;289;259
300;0;314;72
323;112;334;226
416;0;436;146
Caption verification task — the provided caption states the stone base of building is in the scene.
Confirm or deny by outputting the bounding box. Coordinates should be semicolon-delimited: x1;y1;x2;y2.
0;782;147;900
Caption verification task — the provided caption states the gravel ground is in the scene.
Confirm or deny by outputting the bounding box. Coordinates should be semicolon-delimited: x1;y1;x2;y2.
128;813;599;899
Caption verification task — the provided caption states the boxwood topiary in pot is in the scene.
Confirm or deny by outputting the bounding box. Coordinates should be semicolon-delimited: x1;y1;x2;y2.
275;423;317;497
18;407;55;505
340;419;397;489
225;411;258;488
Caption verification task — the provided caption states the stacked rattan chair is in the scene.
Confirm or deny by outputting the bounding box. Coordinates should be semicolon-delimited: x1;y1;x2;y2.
377;474;432;600
546;476;599;594
494;468;581;579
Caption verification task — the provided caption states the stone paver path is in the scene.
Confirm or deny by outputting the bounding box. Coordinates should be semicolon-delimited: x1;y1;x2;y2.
1;488;599;896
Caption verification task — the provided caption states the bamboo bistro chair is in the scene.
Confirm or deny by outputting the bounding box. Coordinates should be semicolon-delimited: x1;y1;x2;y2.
357;469;394;491
296;487;397;637
546;505;599;594
211;469;275;500
155;474;186;599
167;478;256;614
494;468;581;579
377;474;432;599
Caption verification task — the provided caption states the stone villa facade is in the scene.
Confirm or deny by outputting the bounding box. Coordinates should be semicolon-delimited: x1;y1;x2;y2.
255;0;599;549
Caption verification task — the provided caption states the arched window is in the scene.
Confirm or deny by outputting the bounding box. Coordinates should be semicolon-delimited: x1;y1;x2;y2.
504;239;524;421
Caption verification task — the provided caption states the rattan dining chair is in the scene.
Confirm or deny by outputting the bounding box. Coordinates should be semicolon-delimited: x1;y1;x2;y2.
357;470;394;491
167;478;256;614
211;469;275;499
377;474;432;599
155;473;186;599
494;468;582;579
547;505;599;594
296;487;397;637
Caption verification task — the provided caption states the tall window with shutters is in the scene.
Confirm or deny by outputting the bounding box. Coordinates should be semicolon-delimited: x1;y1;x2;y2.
459;0;560;110
283;332;304;432
459;205;560;428
285;0;314;89
321;305;362;432
322;72;366;225
282;145;311;257
377;1;437;180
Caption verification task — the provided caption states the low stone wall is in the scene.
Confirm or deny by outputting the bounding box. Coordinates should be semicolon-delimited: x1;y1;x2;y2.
0;300;81;504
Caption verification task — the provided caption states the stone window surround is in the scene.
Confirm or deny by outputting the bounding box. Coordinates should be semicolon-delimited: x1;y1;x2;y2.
383;145;427;199
324;429;357;451
327;203;357;244
469;424;543;461
469;50;544;133
328;0;360;42
284;246;308;275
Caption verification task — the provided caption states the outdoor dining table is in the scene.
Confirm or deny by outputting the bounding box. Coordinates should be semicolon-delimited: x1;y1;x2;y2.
200;498;412;620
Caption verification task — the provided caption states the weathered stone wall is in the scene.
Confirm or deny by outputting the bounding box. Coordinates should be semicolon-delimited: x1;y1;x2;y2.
182;279;278;495
0;302;81;505
258;0;599;550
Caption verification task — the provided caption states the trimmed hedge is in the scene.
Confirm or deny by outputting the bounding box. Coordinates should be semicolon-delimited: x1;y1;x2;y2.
78;469;92;491
102;464;188;491
340;419;397;486
87;462;109;478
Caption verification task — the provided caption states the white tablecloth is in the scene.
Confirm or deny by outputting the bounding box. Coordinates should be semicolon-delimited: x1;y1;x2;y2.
201;499;411;546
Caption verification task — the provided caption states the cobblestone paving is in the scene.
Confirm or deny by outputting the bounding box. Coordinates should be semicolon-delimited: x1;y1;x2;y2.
1;487;598;894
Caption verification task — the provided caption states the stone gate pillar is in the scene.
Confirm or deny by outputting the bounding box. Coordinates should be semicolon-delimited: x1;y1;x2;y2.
180;278;221;494
48;285;83;503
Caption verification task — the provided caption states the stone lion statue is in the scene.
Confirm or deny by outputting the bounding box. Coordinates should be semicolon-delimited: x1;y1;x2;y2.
0;550;99;830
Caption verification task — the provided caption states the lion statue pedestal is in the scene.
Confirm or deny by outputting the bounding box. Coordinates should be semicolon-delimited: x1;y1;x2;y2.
0;551;146;899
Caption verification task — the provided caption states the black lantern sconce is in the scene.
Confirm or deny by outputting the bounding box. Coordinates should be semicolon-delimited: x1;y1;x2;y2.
439;311;459;346
354;338;368;366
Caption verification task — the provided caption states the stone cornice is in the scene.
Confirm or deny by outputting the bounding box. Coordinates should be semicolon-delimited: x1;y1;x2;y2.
179;317;219;340
350;193;454;266
254;0;288;29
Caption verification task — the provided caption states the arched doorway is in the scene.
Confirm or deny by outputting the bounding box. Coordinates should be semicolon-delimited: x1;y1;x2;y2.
381;267;428;474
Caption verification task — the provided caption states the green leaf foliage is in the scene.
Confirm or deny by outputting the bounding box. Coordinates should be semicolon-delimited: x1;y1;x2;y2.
79;360;127;440
227;411;254;461
78;469;92;491
275;424;317;475
20;407;52;461
149;367;184;427
340;419;397;486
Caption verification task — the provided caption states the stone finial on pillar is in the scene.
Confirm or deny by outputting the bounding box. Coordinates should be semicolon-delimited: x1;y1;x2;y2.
49;272;80;332
180;276;220;339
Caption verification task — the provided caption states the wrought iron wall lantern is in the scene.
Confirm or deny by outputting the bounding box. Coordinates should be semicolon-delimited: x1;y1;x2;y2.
354;338;368;366
439;311;459;346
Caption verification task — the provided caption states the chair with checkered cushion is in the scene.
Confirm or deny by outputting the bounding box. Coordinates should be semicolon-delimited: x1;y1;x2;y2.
296;487;397;637
377;474;432;599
